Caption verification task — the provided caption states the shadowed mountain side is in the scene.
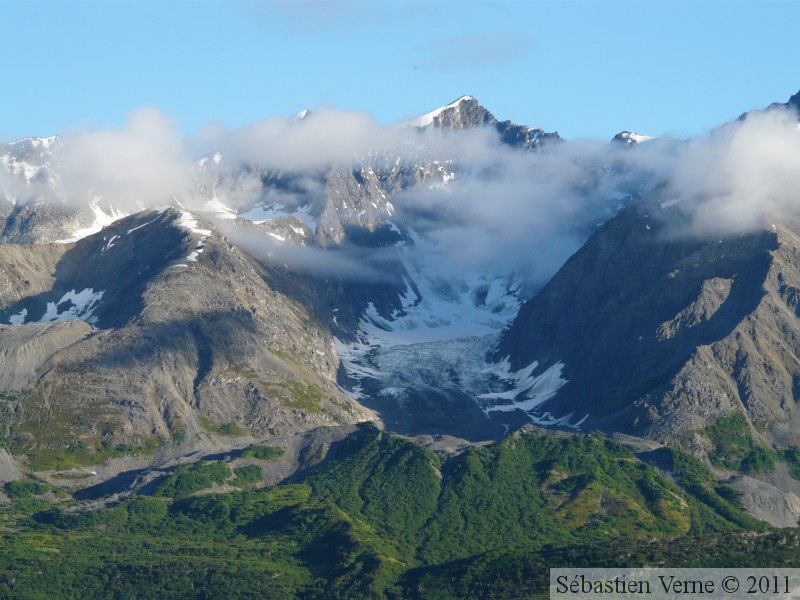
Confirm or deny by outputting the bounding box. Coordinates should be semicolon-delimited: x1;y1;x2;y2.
0;242;65;308
499;198;780;439
257;222;414;343
351;386;527;442
0;209;188;329
0;210;374;461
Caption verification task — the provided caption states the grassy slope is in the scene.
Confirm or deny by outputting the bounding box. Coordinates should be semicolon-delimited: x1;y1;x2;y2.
0;424;788;599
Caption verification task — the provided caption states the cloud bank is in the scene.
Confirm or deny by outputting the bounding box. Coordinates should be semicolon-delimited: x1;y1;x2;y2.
3;100;800;287
394;138;623;285
663;106;800;236
59;108;194;211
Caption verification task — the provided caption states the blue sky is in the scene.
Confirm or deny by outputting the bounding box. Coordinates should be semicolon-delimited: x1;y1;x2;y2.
1;0;798;142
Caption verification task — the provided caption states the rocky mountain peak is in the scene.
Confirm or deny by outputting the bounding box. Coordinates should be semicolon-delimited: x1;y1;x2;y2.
425;96;496;129
407;96;561;149
291;109;312;122
405;96;490;128
0;135;61;185
787;89;800;111
3;135;60;156
612;131;656;146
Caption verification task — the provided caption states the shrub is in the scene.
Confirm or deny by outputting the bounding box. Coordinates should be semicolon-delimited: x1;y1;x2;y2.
154;461;232;498
240;445;285;461
4;480;48;498
233;465;263;488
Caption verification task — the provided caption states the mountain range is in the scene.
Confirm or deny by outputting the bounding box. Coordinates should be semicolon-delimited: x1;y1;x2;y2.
3;90;800;537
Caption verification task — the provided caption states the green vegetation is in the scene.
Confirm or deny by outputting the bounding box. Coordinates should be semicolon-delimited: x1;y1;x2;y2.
232;464;262;488
705;413;777;474
662;448;766;533
285;380;324;412
23;438;160;471
4;480;48;498
240;444;285;461
268;347;296;363
217;421;249;436
0;425;790;598
782;447;800;479
154;461;232;498
401;531;800;599
198;415;250;437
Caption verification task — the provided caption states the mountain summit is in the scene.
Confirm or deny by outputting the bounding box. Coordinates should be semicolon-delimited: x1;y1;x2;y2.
407;96;494;129
407;95;561;150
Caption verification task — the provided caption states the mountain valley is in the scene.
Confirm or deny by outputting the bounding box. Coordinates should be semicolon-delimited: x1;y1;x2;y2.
3;91;800;596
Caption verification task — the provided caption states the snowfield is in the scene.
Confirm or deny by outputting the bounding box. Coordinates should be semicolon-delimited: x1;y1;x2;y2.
9;288;105;325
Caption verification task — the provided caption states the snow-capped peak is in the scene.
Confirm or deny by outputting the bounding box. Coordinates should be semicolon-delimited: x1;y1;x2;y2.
613;131;657;145
1;135;62;186
291;109;312;122
403;95;477;128
7;135;59;151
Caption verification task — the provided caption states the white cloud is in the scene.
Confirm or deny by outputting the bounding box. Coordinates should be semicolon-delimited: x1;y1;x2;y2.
614;105;800;238
7;100;799;290
668;107;800;236
212;108;382;172
58;108;193;210
395;138;621;286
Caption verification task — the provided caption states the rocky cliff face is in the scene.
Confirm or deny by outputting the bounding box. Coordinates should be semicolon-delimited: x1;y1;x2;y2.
0;208;372;460
498;195;800;454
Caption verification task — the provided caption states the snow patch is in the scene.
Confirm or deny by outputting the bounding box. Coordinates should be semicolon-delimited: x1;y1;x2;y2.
175;211;212;236
201;196;236;220
127;216;160;234
239;203;317;233
478;357;585;428
56;201;126;243
8;309;27;325
291;109;311;122
616;131;658;145
480;358;565;406
184;234;208;262
9;288;104;325
101;235;120;253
